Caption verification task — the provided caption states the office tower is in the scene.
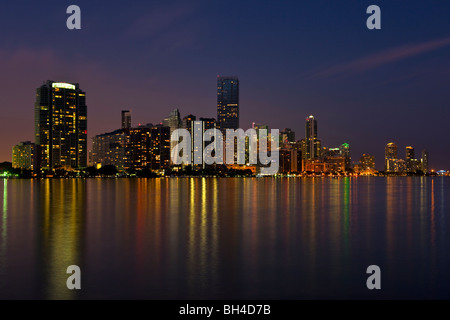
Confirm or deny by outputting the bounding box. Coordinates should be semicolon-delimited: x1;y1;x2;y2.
305;115;321;159
385;142;398;172
405;146;418;173
217;76;239;131
360;154;375;171
421;149;429;173
12;141;36;171
121;110;132;130
35;81;87;170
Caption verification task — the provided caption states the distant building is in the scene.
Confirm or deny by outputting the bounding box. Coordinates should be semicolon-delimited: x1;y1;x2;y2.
217;76;239;131
385;142;398;172
421;149;429;173
35;80;87;170
303;158;345;174
279;141;302;173
189;119;219;168
182;114;196;133
339;143;351;170
12;141;36;171
304;115;321;160
360;154;375;170
121;110;132;130
130;125;171;171
280;128;295;146
91;129;130;171
394;159;406;174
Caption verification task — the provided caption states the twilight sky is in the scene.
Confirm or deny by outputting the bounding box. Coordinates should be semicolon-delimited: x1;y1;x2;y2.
0;0;449;170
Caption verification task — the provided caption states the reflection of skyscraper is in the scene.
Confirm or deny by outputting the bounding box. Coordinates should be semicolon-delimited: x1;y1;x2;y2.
217;76;239;131
305;115;320;159
35;80;87;170
385;142;398;172
121;110;131;130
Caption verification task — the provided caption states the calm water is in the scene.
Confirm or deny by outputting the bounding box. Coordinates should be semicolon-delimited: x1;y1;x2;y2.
0;177;448;300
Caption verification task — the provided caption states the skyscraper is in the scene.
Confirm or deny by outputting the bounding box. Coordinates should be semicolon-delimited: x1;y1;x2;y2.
121;110;132;130
385;142;398;172
304;115;320;159
421;149;429;173
339;143;351;170
35;81;87;170
405;146;415;162
217;76;239;131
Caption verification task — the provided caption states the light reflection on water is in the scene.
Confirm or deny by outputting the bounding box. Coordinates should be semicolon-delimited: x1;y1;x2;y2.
0;177;448;299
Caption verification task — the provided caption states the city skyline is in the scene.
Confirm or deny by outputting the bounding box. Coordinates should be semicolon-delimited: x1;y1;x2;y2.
8;78;446;173
1;1;450;170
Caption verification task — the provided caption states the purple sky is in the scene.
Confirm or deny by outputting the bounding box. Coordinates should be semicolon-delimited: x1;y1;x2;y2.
1;1;450;170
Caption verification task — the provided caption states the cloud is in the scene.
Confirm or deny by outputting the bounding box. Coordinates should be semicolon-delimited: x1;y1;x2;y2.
312;36;450;79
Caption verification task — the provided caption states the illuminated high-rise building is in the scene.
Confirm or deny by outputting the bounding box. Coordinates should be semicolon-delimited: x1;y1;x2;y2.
12;141;36;171
121;110;132;130
360;154;375;171
405;146;420;173
421;149;429;173
35;81;87;170
217;76;239;131
339;143;351;170
385;142;398;172
304;115;321;159
405;146;415;161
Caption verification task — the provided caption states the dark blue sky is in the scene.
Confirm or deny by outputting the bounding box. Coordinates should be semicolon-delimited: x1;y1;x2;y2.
1;0;449;169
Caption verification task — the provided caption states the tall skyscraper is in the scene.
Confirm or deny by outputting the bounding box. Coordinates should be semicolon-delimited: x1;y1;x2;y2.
385;142;398;172
217;76;239;131
421;149;429;173
305;115;320;159
35;81;87;170
121;110;132;130
405;146;415;162
339;143;351;170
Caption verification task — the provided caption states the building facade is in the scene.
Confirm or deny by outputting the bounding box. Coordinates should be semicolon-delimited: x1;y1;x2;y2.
12;141;36;171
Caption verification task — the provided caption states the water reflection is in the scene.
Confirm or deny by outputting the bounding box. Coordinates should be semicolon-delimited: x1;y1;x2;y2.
0;177;448;299
35;179;85;300
0;180;7;284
